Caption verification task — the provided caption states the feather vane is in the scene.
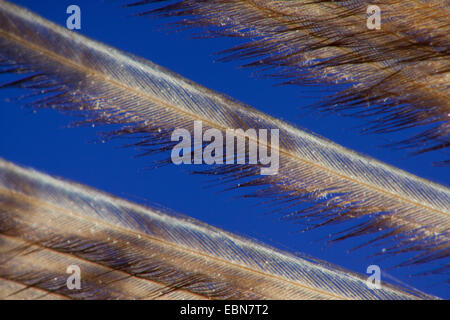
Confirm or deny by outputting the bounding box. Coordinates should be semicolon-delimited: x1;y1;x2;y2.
125;0;450;159
0;158;437;299
0;1;449;270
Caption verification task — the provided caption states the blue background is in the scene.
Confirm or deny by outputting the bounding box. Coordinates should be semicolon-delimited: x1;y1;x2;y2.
1;0;448;298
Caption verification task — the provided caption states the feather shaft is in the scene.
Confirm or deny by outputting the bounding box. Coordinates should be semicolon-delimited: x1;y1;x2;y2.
126;0;450;158
0;158;437;299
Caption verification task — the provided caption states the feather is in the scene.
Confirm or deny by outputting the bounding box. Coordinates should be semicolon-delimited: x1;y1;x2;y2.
0;158;438;299
124;0;450;160
0;1;449;272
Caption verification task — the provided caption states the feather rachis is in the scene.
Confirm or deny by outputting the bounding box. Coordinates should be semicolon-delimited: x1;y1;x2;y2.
0;158;438;299
126;0;450;159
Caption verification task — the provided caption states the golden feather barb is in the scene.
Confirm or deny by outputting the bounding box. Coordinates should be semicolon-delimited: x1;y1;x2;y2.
0;2;449;269
0;158;438;300
125;0;450;158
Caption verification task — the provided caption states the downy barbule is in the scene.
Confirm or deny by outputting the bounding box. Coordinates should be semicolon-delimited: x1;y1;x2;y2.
0;0;449;298
124;0;450;163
